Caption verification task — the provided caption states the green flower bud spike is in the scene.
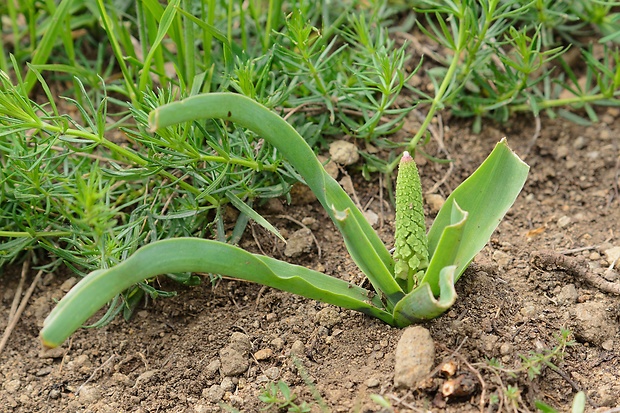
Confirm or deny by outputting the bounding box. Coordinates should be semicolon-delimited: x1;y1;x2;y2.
393;151;429;291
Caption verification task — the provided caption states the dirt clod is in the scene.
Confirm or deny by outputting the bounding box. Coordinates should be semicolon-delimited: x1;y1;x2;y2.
570;301;619;345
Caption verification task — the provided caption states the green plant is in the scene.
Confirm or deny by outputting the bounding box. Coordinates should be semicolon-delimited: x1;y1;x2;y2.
259;381;311;413
39;93;528;347
407;0;620;139
536;391;586;413
485;329;582;412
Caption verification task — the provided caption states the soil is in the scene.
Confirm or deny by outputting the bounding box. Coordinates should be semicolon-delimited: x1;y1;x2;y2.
1;109;619;413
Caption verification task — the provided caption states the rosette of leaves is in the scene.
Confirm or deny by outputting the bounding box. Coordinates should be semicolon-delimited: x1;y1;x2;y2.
41;93;528;348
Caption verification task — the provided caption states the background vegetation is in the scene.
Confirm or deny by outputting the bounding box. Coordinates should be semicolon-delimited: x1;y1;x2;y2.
1;0;619;320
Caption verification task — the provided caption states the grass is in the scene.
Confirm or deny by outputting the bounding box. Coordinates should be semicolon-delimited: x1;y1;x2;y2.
1;0;619;322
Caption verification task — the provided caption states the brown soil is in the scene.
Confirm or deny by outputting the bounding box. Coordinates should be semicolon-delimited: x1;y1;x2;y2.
1;111;619;413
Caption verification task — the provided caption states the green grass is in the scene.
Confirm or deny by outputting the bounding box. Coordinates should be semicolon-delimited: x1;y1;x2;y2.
1;0;619;321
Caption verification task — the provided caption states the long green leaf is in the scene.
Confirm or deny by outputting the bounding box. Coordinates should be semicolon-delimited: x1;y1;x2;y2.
40;238;393;348
148;93;404;308
427;138;529;284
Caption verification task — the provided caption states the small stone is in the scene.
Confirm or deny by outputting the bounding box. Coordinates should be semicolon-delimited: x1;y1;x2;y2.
570;301;619;345
601;340;614;351
363;209;379;227
394;326;435;389
557;215;571;228
366;377;381;388
220;377;235;392
271;337;284;350
49;389;60;399
78;385;101;404
290;340;305;356
557;284;578;305
264;367;280;380
317;155;339;179
229;332;251;354
329;140;359;165
492;250;512;268
519;304;537;319
556;145;569;158
284;228;314;258
219;347;249;376
60;277;78;292
499;343;513;356
39;346;65;359
134;370;159;388
112;373;132;386
4;379;21;393
573;136;587;150
589;252;601;261
254;348;273;361
604;246;620;269
315;307;342;328
205;359;221;378
67;354;91;372
426;194;445;214
203;385;224;403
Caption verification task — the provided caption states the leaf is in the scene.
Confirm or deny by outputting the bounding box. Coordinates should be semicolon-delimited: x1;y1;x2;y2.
148;93;403;308
392;265;457;327
40;238;394;348
427;138;529;289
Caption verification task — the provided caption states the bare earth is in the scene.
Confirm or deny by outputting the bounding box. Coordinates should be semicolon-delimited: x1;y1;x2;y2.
1;110;619;412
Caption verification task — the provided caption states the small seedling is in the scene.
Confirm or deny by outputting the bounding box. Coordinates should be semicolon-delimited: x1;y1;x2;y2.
40;93;528;348
259;381;311;413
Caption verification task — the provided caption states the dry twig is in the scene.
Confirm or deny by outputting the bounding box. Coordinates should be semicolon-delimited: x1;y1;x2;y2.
0;259;44;353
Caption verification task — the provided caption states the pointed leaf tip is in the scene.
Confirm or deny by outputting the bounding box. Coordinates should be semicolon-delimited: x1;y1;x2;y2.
401;151;413;163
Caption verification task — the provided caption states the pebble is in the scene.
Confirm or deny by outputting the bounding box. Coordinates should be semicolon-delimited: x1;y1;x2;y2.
78;385;101;404
317;155;339;179
573;136;587;150
4;379;21;393
329;140;359;165
363;209;379;227
426;193;445;214
499;343;513;355
60;277;78;292
271;337;284;350
290;340;305;356
134;370;159;388
205;359;221;378
315;307;342;328
556;284;578;305
219;347;249;376
264;367;280;380
203;385;224;403
492;250;512;268
570;301;619;345
284;228;314;258
394;326;435;389
604;246;620;269
557;215;571;228
220;377;235;392
112;372;132;386
253;348;273;361
229;332;251;354
366;377;380;388
601;339;614;351
39;346;65;359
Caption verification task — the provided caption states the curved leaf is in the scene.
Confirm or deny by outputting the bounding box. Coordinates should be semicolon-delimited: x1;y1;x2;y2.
393;265;457;327
427;138;529;285
148;93;404;307
40;238;393;348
